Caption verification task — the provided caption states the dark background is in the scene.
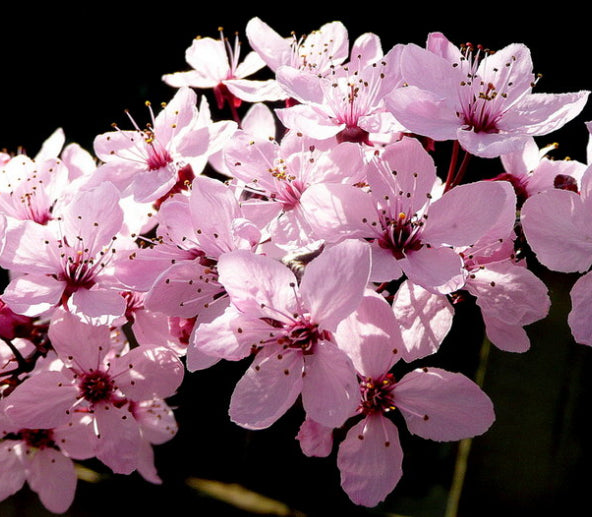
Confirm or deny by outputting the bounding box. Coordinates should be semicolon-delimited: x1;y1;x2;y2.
1;5;591;517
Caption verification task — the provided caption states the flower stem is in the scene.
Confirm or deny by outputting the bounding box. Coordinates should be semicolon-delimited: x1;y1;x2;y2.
444;141;461;192
444;334;491;517
444;141;472;192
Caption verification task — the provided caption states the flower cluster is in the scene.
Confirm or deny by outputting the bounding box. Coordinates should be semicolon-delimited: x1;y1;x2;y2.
1;19;590;512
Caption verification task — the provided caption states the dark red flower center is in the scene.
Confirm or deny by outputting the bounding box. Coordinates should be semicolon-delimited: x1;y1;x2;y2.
79;371;114;403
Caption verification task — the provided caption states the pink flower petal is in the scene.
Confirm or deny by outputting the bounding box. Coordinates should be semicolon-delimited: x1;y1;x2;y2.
369;244;404;283
386;85;459;141
48;309;111;372
521;188;592;273
60;181;123;256
153;87;198;144
457;129;529;158
481;314;531;353
337;414;404;507
500;91;590;137
225;78;287;103
53;413;97;460
245;17;293;72
110;346;184;400
144;260;222;319
3;371;78;429
217;250;297;320
300;239;371;330
394;367;495;441
0;442;27;501
466;260;550;327
423;180;516;247
399;245;464;295
275;65;327;104
132;398;178;445
568;270;592;346
1;273;64;317
28;448;77;514
70;287;127;325
229;347;304;430
296;418;334;458
335;289;402;378
300;183;379;243
301;341;359;428
189;305;254;364
275;104;344;140
136;439;162;484
392;280;454;362
93;403;141;475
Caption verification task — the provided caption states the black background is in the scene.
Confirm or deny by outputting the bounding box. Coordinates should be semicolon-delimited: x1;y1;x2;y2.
1;5;591;517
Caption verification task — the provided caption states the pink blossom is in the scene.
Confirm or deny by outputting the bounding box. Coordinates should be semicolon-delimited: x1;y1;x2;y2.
93;87;236;204
246;18;349;76
455;177;550;352
161;28;285;114
2;310;184;475
386;32;590;158
115;175;261;319
493;137;586;206
274;36;405;145
301;137;515;293
193;239;371;429
0;410;96;513
129;397;179;484
295;417;334;458
0;181;131;323
332;290;494;506
224;129;367;248
0;154;70;225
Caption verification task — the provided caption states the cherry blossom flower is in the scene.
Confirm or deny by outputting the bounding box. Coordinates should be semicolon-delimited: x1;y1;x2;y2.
161;28;285;119
301;137;515;293
386;32;590;158
493;137;586;206
2;309;184;475
93;87;237;204
0;411;87;514
224;129;367;249
330;289;495;506
0;154;70;225
246;18;349;77
274;35;405;145
0;181;131;324
115;175;262;320
460;234;551;353
391;178;549;357
192;238;371;429
390;279;455;362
